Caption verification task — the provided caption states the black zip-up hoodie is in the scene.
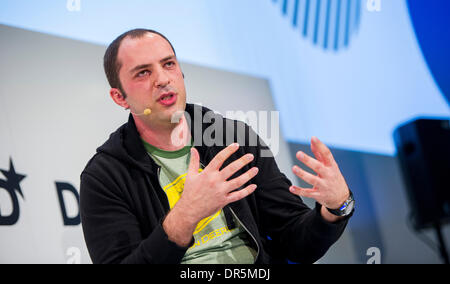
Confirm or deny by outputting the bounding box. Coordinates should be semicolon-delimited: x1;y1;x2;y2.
80;103;351;264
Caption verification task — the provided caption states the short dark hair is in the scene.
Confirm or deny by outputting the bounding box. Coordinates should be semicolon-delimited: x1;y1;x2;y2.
103;29;177;98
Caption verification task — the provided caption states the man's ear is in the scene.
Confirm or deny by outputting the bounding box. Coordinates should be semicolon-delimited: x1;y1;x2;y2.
110;88;129;109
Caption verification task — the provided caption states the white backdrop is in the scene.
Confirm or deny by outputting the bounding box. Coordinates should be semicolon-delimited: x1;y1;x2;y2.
1;0;449;156
0;24;300;264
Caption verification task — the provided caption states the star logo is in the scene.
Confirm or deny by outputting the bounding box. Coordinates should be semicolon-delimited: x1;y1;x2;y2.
0;158;26;225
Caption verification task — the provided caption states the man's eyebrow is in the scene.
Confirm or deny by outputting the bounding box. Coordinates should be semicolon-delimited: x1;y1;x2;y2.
129;55;176;74
160;55;176;62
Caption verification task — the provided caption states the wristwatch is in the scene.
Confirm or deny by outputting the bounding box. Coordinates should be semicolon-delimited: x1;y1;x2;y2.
326;190;355;217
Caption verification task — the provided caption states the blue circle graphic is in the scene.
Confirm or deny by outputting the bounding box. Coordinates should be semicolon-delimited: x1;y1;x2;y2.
407;1;450;107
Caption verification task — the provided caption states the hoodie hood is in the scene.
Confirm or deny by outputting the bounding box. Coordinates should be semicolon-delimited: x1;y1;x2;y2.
96;103;219;176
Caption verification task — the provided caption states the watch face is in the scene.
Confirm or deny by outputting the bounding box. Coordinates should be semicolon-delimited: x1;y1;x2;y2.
343;200;355;216
327;192;355;216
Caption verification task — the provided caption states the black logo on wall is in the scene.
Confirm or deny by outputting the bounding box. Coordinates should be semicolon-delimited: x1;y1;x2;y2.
55;181;80;226
1;158;80;226
0;158;26;225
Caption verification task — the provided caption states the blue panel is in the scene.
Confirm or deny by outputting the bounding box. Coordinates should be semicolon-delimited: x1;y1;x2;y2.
313;0;321;44
273;0;360;50
292;0;300;27
282;0;289;15
323;0;331;48
333;0;341;50
303;0;311;36
344;0;351;46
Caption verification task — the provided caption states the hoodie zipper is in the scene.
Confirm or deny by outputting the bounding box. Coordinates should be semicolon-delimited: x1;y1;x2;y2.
155;165;171;212
229;207;260;263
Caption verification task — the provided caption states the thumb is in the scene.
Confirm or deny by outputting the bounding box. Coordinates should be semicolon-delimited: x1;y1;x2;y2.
188;147;200;175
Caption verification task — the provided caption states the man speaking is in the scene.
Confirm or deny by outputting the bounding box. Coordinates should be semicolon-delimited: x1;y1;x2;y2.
80;29;354;264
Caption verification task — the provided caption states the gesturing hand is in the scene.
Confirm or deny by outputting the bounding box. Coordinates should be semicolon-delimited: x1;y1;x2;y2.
289;136;350;210
177;142;259;225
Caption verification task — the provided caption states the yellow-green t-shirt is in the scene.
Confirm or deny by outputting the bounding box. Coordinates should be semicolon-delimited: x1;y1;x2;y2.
142;138;257;264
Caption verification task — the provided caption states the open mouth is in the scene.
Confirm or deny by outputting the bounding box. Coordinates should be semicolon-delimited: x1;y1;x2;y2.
159;93;174;101
158;93;177;106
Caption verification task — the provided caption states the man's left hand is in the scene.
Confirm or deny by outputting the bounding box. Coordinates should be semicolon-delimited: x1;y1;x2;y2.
289;136;350;210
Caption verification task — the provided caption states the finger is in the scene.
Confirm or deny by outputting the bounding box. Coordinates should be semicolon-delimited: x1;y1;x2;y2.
187;147;200;175
310;139;325;164
226;184;257;203
292;165;322;187
220;153;254;180
226;167;259;192
289;185;320;199
311;136;335;167
207;143;240;171
296;151;324;175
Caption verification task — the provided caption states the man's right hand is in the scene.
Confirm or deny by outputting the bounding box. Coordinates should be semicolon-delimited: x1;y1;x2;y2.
162;143;259;247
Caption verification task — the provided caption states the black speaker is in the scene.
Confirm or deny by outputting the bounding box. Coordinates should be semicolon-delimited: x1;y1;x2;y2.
394;117;450;230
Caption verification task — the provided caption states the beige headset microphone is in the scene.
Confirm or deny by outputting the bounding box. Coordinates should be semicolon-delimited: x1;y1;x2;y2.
129;107;152;116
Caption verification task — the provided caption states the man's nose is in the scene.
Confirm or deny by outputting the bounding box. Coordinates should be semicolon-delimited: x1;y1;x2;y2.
154;68;170;88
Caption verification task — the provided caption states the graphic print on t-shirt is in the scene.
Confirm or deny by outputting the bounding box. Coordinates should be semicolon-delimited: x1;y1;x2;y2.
162;168;222;234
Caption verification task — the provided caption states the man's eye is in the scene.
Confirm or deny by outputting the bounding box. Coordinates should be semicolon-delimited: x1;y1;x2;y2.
137;70;150;77
165;61;175;67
